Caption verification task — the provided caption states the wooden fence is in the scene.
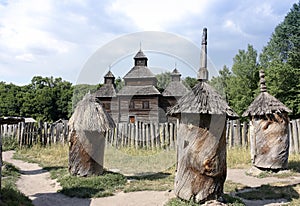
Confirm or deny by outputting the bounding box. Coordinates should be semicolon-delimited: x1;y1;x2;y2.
105;122;177;150
225;119;300;154
1;118;300;153
0;120;69;147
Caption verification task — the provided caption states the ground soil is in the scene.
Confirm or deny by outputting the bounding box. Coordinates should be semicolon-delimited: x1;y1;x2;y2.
3;151;300;206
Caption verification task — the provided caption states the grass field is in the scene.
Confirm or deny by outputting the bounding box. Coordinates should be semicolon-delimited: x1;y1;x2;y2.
14;144;300;205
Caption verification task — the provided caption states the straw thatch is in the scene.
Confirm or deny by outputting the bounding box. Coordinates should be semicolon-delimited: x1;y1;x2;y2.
242;92;291;117
68;93;115;176
167;81;238;118
69;93;115;132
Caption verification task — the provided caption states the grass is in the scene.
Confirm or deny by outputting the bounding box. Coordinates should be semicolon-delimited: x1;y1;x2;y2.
104;145;176;174
236;184;300;201
2;136;19;151
164;194;245;206
0;162;33;206
14;144;175;197
13;144;300;205
227;147;251;169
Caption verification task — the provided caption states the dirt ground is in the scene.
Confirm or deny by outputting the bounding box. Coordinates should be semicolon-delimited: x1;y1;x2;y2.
3;151;300;206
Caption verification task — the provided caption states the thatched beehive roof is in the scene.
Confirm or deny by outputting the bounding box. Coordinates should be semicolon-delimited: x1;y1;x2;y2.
167;81;238;118
69;93;115;132
242;70;291;117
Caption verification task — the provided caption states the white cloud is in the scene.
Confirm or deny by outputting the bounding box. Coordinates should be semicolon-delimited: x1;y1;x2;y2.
15;53;35;62
0;0;72;57
107;0;213;31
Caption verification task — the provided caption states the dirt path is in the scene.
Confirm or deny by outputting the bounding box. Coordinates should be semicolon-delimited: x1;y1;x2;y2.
3;151;174;206
3;150;300;206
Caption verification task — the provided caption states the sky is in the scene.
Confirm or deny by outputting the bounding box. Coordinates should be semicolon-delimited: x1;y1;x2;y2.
0;0;298;85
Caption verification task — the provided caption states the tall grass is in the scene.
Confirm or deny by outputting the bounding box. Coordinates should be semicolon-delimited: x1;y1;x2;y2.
227;147;251;169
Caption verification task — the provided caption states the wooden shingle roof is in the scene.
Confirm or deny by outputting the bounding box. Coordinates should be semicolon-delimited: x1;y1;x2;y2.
167;81;238;118
242;70;291;117
94;84;117;98
117;85;160;96
123;66;156;79
162;81;190;97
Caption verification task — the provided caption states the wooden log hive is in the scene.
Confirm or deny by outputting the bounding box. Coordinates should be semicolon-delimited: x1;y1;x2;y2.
167;28;238;203
68;93;115;176
243;70;291;170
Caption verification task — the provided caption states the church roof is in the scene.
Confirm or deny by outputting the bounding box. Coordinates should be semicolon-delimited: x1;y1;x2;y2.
94;84;117;98
117;85;160;96
162;81;190;97
167;81;238;118
134;49;148;59
123;66;156;79
104;70;115;78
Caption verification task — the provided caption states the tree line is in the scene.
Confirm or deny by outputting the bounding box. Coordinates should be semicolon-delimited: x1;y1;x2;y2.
210;2;300;119
1;2;299;121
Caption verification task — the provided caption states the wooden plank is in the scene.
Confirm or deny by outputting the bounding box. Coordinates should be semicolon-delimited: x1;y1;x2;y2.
242;122;248;147
165;123;169;149
142;123;146;148
130;123;134;148
297;119;300;154
249;120;255;163
292;120;299;154
135;122;139;149
170;123;174;149
150;123;155;150
159;123;164;149
146;124;149;149
228;120;233;147
289;121;294;154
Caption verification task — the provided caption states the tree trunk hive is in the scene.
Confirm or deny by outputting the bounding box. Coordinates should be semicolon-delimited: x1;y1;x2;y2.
68;93;115;176
243;70;291;170
167;28;238;203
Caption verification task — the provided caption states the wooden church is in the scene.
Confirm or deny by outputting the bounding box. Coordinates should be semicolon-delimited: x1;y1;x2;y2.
95;49;190;124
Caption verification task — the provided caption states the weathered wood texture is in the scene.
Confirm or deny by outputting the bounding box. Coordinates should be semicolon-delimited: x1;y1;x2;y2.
250;113;290;170
68;94;114;176
175;116;227;203
1;118;300;153
0;120;69;147
105;122;177;150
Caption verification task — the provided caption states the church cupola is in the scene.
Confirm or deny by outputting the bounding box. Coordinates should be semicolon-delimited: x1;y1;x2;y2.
104;70;115;85
134;49;148;66
171;68;181;82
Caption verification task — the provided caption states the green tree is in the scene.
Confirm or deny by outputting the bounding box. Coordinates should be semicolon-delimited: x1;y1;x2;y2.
183;76;198;89
156;72;171;92
260;2;300;116
209;65;232;101
227;44;260;116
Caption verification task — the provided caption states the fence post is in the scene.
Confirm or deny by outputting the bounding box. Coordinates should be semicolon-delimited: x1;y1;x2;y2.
249;120;255;163
242;121;248;147
170;123;174;149
297;119;300;154
135;122;139;149
150;123;155;150
292;120;299;154
289;121;294;154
